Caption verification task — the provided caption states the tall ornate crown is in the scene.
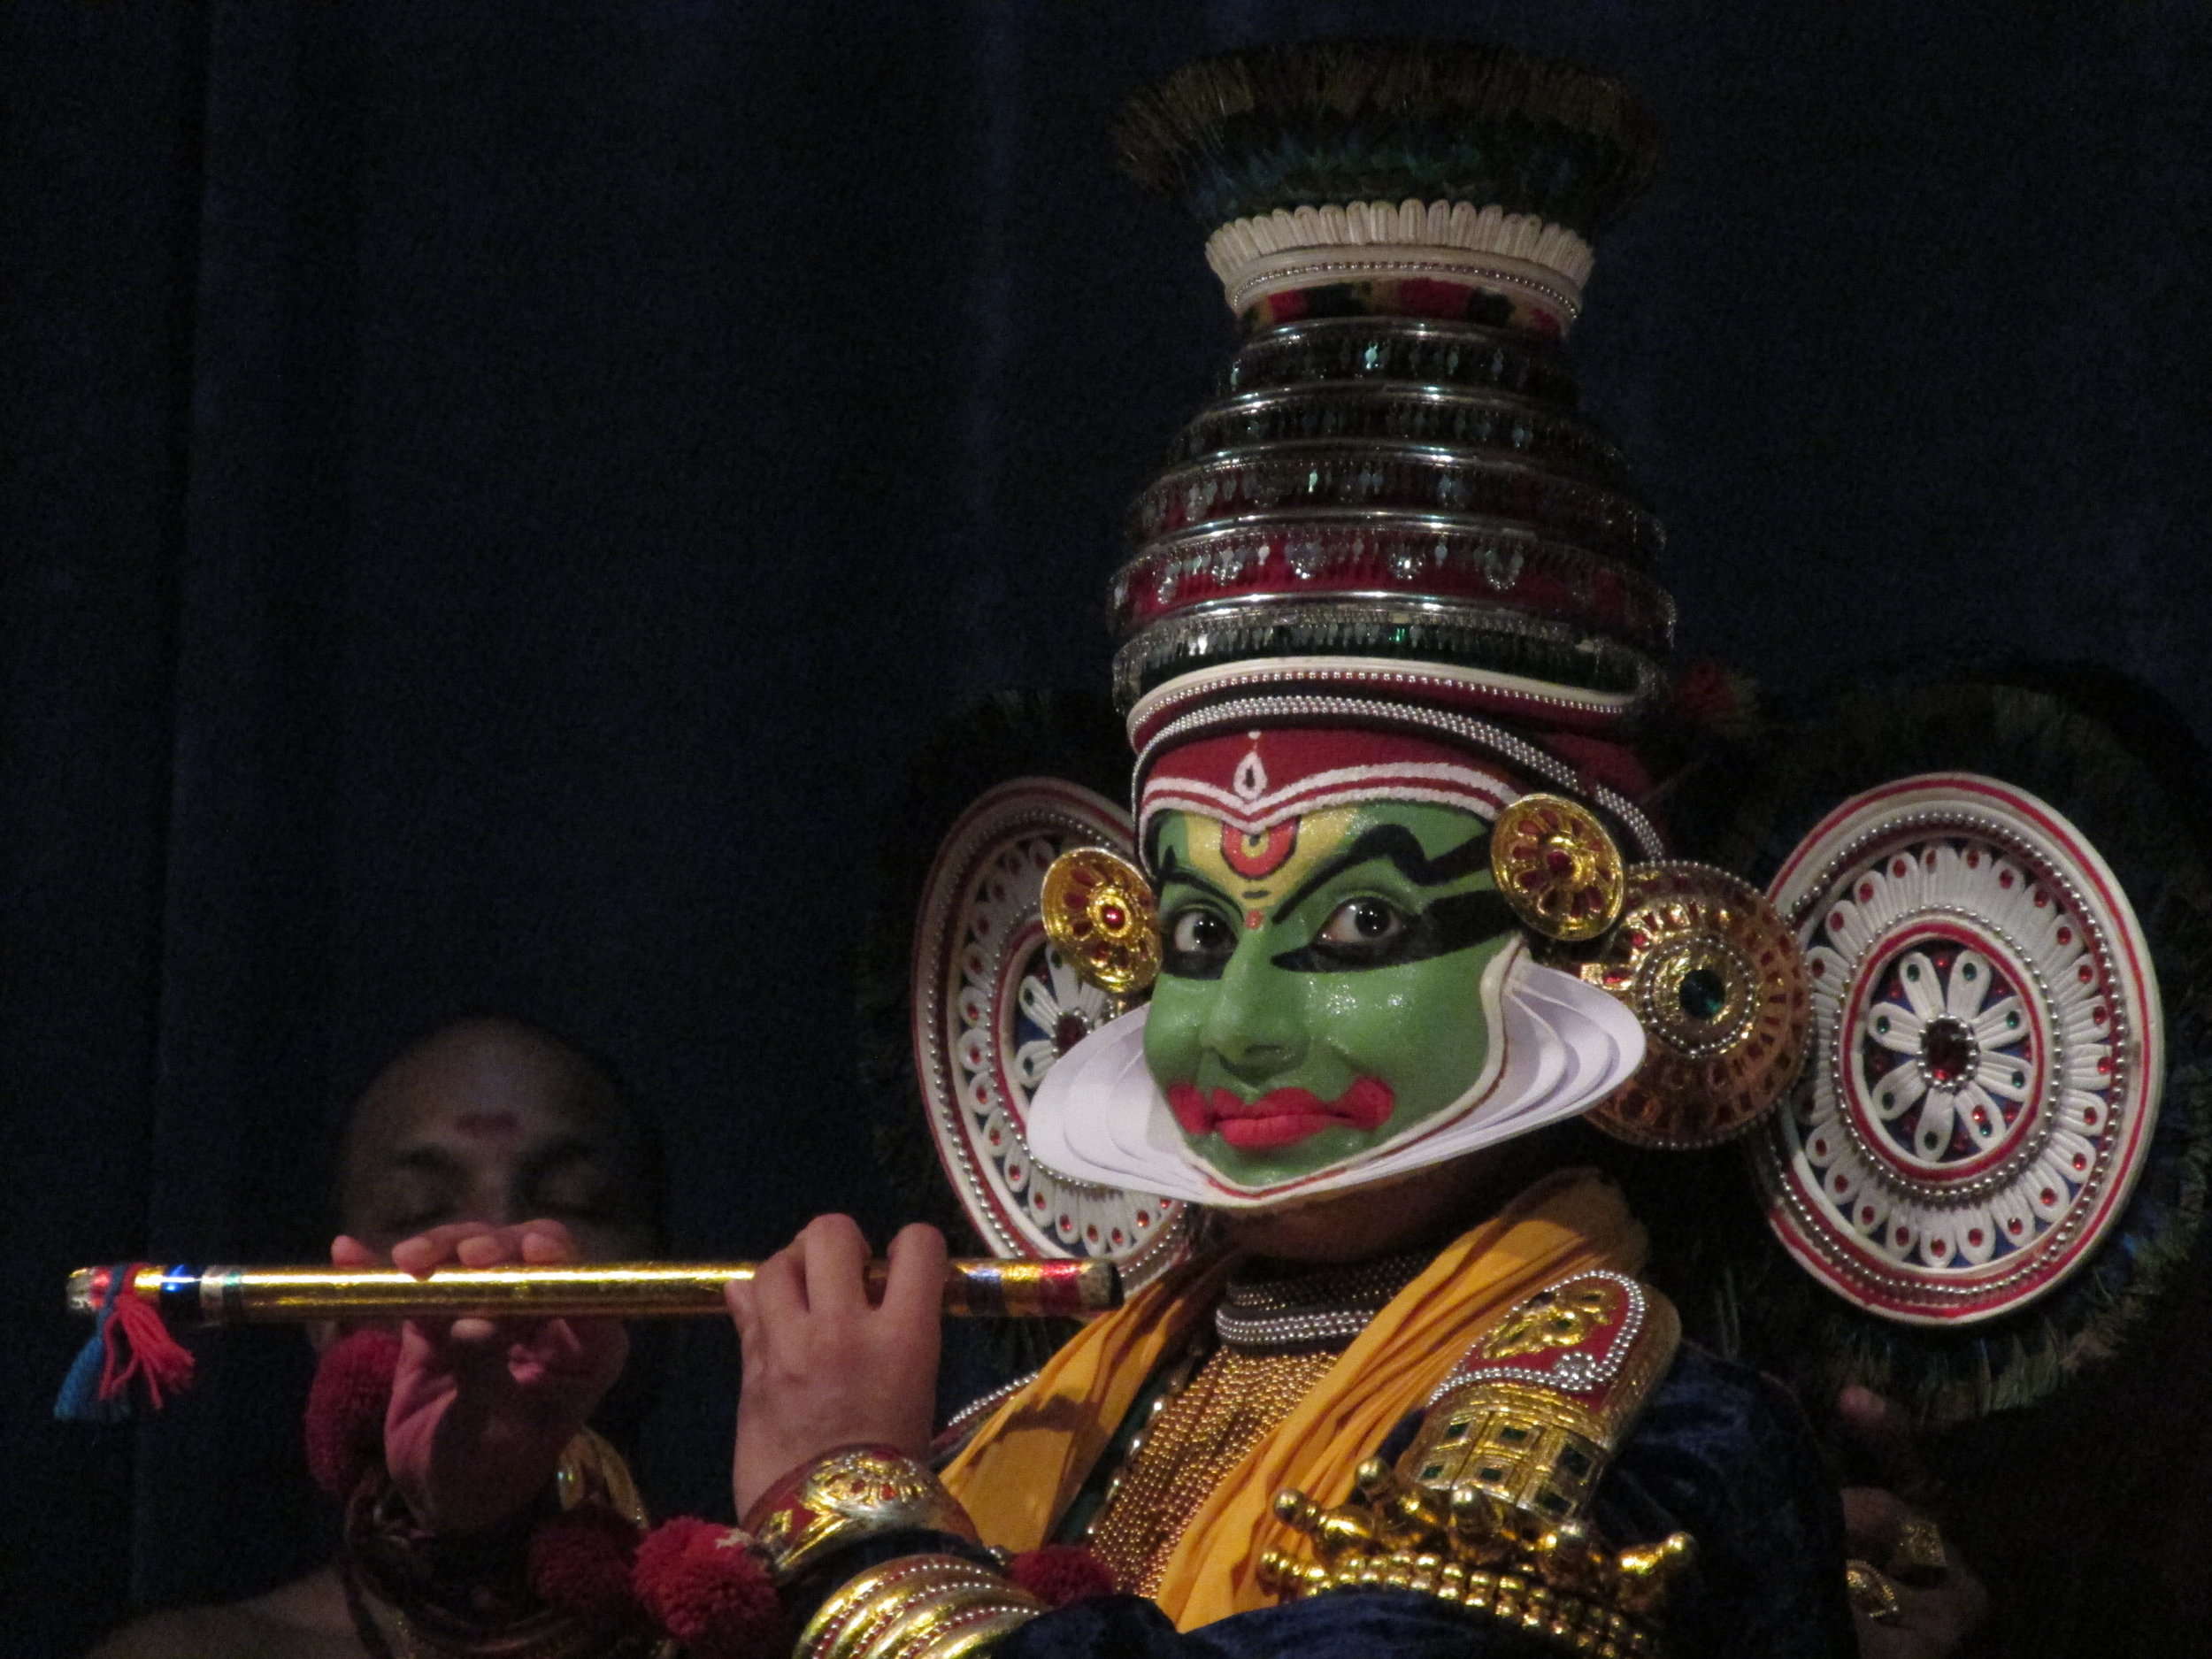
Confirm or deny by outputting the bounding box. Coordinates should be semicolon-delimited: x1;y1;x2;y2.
1110;40;1672;841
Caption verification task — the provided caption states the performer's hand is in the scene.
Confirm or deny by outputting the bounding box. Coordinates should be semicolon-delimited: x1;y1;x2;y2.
331;1220;627;1532
726;1215;946;1517
1837;1385;1989;1658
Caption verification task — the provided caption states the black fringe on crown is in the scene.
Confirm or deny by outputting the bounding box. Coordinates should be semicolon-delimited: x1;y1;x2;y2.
1116;39;1660;236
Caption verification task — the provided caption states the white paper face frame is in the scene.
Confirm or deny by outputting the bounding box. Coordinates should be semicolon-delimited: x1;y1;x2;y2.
1027;956;1645;1210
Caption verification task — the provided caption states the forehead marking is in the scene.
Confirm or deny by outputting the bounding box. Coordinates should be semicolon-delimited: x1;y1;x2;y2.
1222;818;1298;879
1183;806;1360;923
1233;740;1269;802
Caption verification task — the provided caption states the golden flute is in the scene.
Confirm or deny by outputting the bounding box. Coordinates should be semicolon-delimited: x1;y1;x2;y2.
66;1257;1121;1325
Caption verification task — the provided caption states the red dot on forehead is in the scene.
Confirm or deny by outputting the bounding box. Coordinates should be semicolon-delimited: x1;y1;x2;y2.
1246;910;1264;931
1221;817;1299;879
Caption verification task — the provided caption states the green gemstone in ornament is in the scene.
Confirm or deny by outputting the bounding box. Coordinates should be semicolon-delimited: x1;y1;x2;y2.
1678;967;1728;1022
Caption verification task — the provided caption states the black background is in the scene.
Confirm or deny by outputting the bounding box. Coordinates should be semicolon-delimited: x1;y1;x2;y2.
4;1;2208;1651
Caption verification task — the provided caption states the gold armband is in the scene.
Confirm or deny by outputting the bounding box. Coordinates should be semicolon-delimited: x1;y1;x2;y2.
749;1445;981;1584
796;1554;1044;1659
1261;1271;1694;1658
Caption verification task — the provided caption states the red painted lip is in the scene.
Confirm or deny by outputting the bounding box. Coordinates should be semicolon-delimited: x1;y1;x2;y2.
1166;1078;1395;1150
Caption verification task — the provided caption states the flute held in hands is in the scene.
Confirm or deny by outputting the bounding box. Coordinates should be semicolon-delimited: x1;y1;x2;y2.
66;1256;1121;1325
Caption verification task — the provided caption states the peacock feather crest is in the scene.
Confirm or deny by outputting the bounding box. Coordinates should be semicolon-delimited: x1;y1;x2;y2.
1115;38;1661;235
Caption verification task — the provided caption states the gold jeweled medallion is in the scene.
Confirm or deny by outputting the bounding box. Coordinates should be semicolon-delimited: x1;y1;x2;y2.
1489;794;1626;943
1041;846;1163;997
1575;862;1810;1149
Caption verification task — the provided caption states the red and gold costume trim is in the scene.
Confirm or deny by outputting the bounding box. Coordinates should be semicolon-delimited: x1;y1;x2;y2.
938;1168;1646;1630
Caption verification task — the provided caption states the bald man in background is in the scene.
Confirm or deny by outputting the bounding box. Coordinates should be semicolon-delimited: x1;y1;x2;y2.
88;1018;663;1659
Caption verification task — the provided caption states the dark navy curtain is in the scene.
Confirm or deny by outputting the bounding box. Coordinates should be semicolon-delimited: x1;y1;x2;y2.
4;2;2207;1652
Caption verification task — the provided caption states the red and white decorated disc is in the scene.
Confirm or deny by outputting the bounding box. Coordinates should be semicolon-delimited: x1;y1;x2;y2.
910;779;1189;1288
1749;774;2163;1325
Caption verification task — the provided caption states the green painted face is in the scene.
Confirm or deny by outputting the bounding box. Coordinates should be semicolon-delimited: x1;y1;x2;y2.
1141;800;1521;1191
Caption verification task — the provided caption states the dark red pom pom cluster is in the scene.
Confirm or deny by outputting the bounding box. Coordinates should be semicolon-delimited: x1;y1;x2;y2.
1667;657;1755;730
528;1509;780;1655
527;1502;647;1624
304;1329;402;1500
1007;1545;1118;1607
632;1517;782;1659
303;1337;787;1657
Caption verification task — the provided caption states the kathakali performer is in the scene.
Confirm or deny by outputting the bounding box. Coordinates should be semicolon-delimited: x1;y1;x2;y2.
326;37;2197;1659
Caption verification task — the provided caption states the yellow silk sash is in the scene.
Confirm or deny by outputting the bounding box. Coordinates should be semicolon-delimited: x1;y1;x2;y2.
940;1167;1646;1629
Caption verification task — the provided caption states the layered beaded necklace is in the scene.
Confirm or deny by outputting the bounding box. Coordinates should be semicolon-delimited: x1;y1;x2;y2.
1086;1249;1431;1594
1210;1249;1432;1351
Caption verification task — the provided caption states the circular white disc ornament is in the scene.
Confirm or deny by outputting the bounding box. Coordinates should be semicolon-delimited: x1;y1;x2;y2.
910;779;1190;1288
1749;774;2163;1325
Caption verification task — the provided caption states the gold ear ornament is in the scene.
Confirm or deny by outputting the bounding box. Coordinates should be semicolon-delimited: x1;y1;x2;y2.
1040;846;1163;998
1570;861;1811;1149
1489;794;1627;943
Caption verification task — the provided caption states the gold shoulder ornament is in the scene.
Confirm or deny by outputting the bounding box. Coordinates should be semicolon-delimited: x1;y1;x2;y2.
1261;1271;1694;1657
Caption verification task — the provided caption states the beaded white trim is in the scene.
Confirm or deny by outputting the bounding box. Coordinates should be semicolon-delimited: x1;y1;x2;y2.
1208;200;1594;288
1214;1251;1429;1350
1423;1270;1649;1404
1125;657;1644;744
1205;201;1592;320
938;1369;1041;1442
1127;681;1666;862
1213;1304;1377;1348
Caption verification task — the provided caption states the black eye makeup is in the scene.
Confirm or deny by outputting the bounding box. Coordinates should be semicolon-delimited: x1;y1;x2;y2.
1314;895;1409;956
1162;900;1240;979
1149;823;1515;978
1271;887;1517;972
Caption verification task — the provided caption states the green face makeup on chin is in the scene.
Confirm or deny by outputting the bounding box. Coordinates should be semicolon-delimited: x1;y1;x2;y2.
1141;801;1521;1191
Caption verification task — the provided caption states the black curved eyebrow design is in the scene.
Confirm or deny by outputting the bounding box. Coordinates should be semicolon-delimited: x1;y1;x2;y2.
1271;823;1491;918
1153;834;1509;978
1152;843;1233;906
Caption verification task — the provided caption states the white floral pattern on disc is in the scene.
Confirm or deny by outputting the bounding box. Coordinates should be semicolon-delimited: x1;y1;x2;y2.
1752;775;2162;1326
912;780;1188;1288
1853;940;2048;1171
1010;949;1117;1099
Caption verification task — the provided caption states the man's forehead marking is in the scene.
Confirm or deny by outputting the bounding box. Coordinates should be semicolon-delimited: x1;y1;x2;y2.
452;1110;522;1138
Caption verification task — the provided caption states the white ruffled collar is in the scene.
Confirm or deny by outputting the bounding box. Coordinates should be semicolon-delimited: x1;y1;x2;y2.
1026;947;1644;1210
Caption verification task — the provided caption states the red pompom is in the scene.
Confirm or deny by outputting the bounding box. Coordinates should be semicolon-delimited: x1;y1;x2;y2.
1667;657;1753;729
528;1502;646;1625
1007;1545;1118;1607
303;1329;401;1499
632;1516;782;1659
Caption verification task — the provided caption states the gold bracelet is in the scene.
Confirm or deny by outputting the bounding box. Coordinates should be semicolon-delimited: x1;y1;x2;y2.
748;1445;980;1584
796;1554;1043;1659
1261;1541;1682;1658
